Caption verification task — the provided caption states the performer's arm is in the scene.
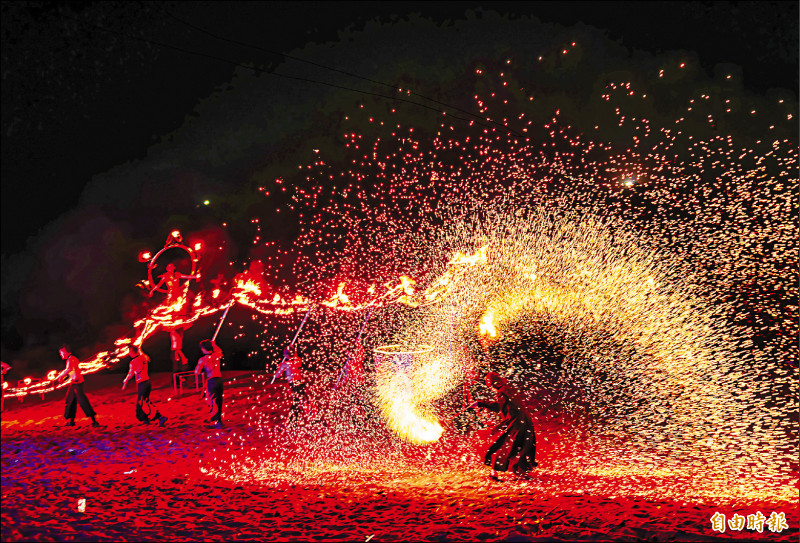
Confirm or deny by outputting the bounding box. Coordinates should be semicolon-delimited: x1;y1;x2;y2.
273;361;287;381
475;400;501;412
122;363;134;390
54;358;72;382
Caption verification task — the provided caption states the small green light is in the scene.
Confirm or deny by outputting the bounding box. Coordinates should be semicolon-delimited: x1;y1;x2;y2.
204;200;210;206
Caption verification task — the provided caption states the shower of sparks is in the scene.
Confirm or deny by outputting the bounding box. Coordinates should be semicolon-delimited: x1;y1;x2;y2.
256;58;794;501
4;55;797;507
373;344;445;443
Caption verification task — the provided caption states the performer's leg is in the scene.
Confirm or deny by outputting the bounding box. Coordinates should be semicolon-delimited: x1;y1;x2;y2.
511;428;538;475
143;380;167;425
142;380;154;418
64;385;78;424
507;431;527;473
289;383;302;418
136;381;150;423
296;383;310;419
171;350;188;373
303;383;316;420
206;379;216;420
207;378;223;423
74;383;98;425
524;426;537;467
213;380;223;423
352;385;367;418
178;349;187;369
484;433;507;466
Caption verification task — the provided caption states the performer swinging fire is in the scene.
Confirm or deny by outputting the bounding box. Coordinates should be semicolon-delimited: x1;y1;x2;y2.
55;345;100;428
195;339;224;428
471;371;537;480
122;345;168;426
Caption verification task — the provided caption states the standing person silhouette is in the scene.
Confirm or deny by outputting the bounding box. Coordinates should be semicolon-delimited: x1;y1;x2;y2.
273;345;311;420
336;339;368;420
55;345;100;427
195;339;224;428
471;372;537;480
1;361;10;413
122;345;168;426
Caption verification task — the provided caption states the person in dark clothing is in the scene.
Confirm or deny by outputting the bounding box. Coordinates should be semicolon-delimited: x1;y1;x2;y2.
335;339;369;421
55;345;100;427
471;371;537;479
122;345;167;426
195;339;224;428
273;345;311;420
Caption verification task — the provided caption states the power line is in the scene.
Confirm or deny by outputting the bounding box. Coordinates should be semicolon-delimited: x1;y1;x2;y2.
58;12;524;138
161;8;516;134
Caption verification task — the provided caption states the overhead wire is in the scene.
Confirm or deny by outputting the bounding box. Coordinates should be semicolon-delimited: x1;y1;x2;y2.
58;12;525;138
160;8;519;134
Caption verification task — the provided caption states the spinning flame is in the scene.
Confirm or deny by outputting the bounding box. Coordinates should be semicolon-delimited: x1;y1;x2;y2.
376;370;443;444
479;311;497;338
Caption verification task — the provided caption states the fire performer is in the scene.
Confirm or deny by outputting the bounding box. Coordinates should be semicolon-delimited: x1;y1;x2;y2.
195;339;224;428
148;263;199;304
337;340;369;418
1;361;10;413
122;345;168;426
55;345;100;427
339;340;366;389
273;345;310;420
470;371;537;480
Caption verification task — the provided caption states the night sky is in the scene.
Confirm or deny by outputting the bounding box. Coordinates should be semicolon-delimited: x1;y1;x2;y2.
1;1;797;362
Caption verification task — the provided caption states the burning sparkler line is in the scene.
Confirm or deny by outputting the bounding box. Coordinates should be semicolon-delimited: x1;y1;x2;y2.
212;303;234;342
271;303;316;384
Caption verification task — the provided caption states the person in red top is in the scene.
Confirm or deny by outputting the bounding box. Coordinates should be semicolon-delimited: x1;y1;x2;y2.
336;340;369;420
122;345;168;426
342;340;366;389
470;372;537;480
148;263;199;305
273;345;311;420
195;339;224;428
274;346;303;385
55;344;100;427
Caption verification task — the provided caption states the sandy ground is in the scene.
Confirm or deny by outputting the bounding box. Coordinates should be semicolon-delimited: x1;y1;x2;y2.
2;371;797;542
